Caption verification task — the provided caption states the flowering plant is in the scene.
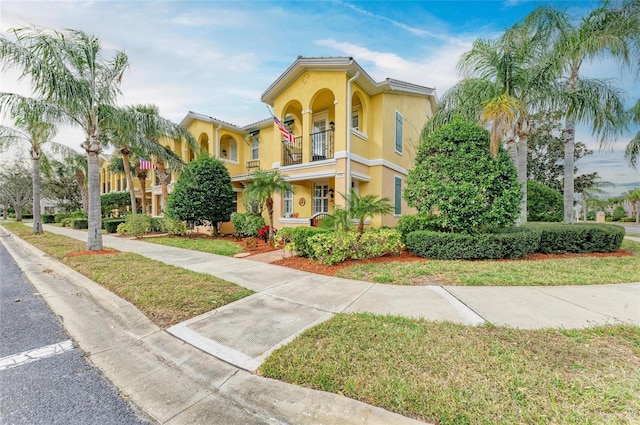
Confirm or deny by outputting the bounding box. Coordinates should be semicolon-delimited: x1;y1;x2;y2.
257;225;276;242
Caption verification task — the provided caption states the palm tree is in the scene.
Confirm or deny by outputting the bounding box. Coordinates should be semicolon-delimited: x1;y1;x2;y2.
1;27;130;250
344;188;393;234
0;98;63;234
244;169;292;240
574;172;612;222
625;99;640;168
624;188;640;224
524;4;635;223
101;104;199;214
431;23;557;223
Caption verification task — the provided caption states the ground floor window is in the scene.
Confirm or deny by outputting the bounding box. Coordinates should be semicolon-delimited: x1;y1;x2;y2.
313;183;329;214
283;189;293;217
394;176;402;215
232;192;238;213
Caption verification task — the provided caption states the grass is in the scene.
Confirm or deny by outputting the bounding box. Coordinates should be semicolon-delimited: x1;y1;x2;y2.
261;313;640;425
336;239;640;286
143;236;243;256
2;222;252;327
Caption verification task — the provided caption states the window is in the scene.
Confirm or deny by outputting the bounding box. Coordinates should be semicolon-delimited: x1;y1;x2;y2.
251;138;259;161
395;111;403;153
232;192;238;212
283;189;293;217
394;176;402;215
313;183;329;214
351;108;359;131
229;139;237;161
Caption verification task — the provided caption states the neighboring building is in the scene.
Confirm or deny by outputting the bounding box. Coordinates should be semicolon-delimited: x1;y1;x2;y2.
99;57;437;231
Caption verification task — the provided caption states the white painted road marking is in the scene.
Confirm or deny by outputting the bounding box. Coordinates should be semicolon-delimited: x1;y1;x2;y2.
0;340;74;371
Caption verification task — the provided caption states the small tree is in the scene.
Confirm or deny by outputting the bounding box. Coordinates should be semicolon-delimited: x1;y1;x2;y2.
343;188;393;234
243;169;292;240
0;162;32;221
405;117;521;233
166;155;233;234
624;188;640;224
527;180;562;222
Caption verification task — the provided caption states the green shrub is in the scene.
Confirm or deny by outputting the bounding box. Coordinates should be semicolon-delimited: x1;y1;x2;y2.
231;212;265;237
55;210;85;224
621;217;636;223
42;214;56;223
288;227;331;258
71;218;88;229
117;214;152;238
527;180;563;222
308;228;404;265
104;218;126;233
405;228;541;260
611;206;627;222
525;223;624;253
162;217;189;236
396;214;442;243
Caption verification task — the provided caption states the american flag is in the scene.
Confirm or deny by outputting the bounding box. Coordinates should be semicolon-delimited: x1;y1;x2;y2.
272;114;296;146
138;157;156;170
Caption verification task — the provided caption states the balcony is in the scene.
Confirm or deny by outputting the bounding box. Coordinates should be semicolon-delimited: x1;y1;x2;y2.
282;136;303;166
246;160;260;171
281;129;334;166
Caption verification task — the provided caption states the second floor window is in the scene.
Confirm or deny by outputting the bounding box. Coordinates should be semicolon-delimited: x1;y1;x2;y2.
251;138;259;160
352;108;359;131
395;111;403;153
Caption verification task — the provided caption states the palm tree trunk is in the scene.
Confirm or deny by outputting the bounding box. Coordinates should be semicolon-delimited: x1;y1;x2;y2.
86;145;103;251
266;197;274;239
155;160;169;214
635;201;639;224
516;120;529;224
31;152;43;234
140;179;147;214
75;170;88;212
563;116;576;223
121;152;137;212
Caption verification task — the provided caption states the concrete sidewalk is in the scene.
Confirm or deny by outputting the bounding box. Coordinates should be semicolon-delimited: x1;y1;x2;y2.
3;224;640;424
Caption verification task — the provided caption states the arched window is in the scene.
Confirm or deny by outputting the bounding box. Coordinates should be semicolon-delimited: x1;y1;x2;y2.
229;139;237;161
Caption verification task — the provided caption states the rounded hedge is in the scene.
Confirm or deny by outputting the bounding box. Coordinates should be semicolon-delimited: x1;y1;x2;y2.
405;228;541;260
405;117;521;233
524;223;625;253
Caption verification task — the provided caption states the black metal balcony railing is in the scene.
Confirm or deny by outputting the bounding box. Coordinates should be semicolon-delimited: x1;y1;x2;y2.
282;136;303;166
311;129;334;161
246;160;260;170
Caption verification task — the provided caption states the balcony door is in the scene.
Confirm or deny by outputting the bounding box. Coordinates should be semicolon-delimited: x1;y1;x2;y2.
312;112;328;160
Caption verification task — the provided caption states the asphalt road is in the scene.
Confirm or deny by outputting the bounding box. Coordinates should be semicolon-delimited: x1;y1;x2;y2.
0;238;153;425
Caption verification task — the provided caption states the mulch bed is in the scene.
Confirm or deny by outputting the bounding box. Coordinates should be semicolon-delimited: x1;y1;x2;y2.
272;249;634;277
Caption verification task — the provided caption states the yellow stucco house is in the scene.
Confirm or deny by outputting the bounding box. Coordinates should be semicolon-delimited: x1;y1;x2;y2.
100;57;437;232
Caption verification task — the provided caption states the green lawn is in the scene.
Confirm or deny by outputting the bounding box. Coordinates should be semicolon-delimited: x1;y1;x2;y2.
336;239;640;286
261;314;640;425
1;222;252;327
143;236;243;256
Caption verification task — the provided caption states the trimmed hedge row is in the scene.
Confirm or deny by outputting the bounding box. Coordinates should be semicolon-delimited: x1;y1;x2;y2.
405;223;625;260
104;218;126;233
42;214;56;223
406;227;541;260
526;223;625;254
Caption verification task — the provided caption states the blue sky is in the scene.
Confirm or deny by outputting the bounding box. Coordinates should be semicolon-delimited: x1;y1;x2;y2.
1;0;638;196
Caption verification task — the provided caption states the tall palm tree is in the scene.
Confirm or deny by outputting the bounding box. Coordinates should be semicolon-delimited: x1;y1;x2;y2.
524;4;635;222
1;26;130;250
574;172;612;222
344;188;393;234
0;98;62;234
430;23;556;223
244;169;292;240
101;104;199;213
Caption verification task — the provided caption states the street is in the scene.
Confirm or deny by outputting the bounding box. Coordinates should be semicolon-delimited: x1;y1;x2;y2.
0;237;153;425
